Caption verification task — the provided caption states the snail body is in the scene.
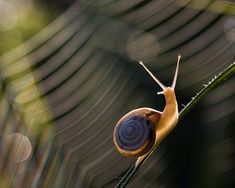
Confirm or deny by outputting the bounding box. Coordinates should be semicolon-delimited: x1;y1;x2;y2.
113;56;181;158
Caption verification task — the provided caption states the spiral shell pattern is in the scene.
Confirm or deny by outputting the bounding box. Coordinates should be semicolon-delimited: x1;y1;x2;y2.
114;116;155;155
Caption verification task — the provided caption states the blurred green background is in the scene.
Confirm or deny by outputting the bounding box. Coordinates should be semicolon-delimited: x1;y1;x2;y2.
0;0;234;188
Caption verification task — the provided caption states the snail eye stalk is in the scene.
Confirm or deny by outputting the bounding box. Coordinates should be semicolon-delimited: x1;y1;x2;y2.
171;55;181;89
139;55;181;91
139;61;166;90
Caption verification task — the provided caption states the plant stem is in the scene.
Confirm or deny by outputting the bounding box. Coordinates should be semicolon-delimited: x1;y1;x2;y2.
115;62;235;188
179;62;235;119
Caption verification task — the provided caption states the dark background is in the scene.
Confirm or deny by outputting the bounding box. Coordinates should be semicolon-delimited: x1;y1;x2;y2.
0;0;234;187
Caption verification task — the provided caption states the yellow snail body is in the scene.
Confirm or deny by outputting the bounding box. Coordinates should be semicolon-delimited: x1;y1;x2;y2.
113;55;181;159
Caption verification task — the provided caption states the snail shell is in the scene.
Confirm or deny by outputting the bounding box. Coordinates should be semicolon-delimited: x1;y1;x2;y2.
113;108;161;157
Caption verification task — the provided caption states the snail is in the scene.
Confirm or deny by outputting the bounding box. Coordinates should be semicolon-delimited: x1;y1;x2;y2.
113;55;181;160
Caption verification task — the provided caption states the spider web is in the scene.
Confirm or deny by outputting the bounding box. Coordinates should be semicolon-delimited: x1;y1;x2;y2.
0;0;235;187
